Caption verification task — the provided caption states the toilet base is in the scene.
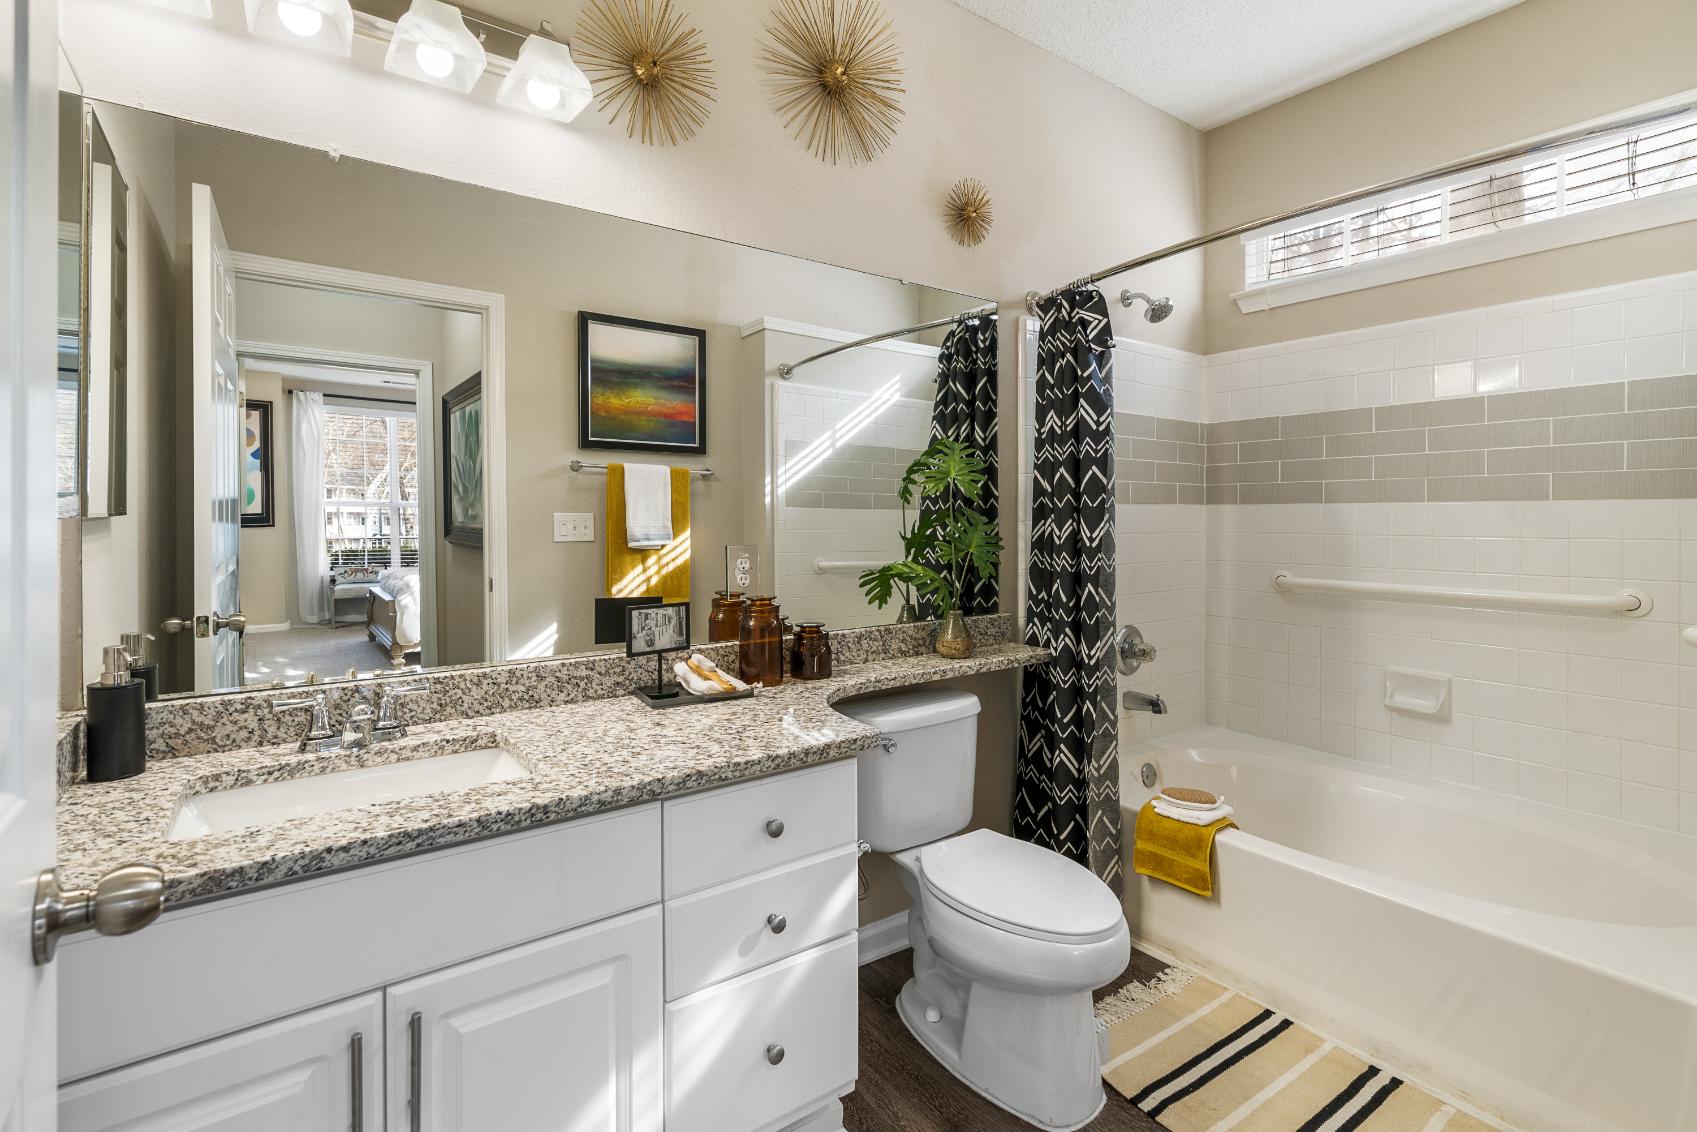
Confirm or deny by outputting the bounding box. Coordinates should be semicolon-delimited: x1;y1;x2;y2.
895;976;1107;1131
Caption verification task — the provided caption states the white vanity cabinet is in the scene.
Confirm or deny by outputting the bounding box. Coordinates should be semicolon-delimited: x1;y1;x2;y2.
55;759;861;1132
58;993;383;1131
387;907;663;1132
661;760;860;1132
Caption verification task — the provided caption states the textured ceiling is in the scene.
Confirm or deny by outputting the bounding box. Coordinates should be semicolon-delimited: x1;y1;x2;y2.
942;0;1527;129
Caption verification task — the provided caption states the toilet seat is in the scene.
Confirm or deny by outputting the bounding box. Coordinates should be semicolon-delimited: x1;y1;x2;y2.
916;829;1124;945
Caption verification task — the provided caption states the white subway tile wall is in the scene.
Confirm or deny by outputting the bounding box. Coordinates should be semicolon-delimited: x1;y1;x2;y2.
1204;269;1697;423
1203;499;1697;840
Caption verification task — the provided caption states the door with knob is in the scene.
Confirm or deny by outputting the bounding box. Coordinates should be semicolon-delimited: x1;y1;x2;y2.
385;906;662;1131
189;182;244;693
1;7;63;1124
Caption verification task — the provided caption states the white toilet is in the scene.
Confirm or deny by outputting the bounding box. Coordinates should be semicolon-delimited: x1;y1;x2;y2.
838;688;1131;1131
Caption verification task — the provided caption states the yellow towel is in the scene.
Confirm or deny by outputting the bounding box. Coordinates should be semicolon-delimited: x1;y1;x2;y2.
605;463;692;604
1132;800;1237;898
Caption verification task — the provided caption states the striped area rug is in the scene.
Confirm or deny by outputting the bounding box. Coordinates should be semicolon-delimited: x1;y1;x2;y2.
1095;969;1502;1132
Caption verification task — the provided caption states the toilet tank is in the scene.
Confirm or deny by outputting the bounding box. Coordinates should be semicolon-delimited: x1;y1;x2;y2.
835;688;981;853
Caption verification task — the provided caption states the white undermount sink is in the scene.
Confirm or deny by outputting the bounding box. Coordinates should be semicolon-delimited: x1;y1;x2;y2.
166;747;529;841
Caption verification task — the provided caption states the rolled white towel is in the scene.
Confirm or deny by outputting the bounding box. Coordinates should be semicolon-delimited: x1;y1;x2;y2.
673;661;717;696
1151;798;1235;826
688;653;749;691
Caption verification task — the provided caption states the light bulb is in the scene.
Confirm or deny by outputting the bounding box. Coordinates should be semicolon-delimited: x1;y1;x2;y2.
275;0;323;36
525;79;562;111
414;41;455;78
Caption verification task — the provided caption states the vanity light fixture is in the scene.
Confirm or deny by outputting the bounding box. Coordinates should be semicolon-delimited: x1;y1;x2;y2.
384;0;487;93
244;0;354;55
496;35;593;122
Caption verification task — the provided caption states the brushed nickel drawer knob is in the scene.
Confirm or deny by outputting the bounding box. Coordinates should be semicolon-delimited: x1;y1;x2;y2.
765;819;785;839
766;913;787;934
766;1043;785;1065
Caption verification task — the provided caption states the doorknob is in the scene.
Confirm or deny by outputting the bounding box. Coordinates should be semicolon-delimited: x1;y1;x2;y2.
212;611;248;635
33;864;164;965
159;615;193;635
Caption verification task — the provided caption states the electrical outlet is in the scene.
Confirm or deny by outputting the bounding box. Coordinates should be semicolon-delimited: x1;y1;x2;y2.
727;544;758;590
554;513;595;543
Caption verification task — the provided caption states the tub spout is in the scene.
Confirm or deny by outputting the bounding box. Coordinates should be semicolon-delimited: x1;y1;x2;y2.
1123;690;1167;714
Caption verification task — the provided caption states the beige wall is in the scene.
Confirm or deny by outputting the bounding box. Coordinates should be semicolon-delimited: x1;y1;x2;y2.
76;99;177;694
1203;0;1697;352
237;369;288;628
435;313;485;666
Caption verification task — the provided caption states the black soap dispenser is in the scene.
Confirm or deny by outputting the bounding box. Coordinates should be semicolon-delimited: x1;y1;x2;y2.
120;631;159;702
86;645;147;782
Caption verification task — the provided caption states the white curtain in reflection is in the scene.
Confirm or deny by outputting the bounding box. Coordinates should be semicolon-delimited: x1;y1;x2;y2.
292;391;330;624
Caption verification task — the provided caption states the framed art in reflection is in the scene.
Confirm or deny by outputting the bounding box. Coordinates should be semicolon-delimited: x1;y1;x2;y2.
443;373;484;548
578;311;707;455
240;399;274;528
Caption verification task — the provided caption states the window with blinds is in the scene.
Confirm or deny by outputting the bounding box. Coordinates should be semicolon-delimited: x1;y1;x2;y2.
1244;109;1697;289
322;405;420;571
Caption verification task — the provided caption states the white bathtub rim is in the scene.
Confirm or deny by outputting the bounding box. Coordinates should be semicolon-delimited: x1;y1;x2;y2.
1123;728;1697;1003
1126;724;1697;880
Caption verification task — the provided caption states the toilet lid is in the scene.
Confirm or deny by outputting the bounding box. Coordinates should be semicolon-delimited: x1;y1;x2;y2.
919;829;1124;942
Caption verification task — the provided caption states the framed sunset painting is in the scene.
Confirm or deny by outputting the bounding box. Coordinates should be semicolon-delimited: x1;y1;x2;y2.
578;311;707;455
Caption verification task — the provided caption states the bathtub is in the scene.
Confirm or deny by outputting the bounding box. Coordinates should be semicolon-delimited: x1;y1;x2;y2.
1121;726;1697;1132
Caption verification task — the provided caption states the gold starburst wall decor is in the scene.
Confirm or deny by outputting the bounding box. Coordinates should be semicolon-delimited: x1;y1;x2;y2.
761;0;905;165
574;0;716;146
944;178;993;247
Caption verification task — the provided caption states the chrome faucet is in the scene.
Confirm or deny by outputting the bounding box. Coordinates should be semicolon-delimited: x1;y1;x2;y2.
1122;690;1168;715
341;687;378;750
374;679;432;742
272;692;340;753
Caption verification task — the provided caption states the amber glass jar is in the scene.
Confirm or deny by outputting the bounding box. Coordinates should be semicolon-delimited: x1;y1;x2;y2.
708;590;746;642
738;597;785;687
790;622;832;680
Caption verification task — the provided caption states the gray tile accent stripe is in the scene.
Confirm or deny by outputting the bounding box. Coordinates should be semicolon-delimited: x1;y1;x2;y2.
1124;372;1697;505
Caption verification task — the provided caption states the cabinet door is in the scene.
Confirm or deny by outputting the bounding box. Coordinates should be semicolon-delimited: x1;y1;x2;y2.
58;993;380;1131
388;905;663;1132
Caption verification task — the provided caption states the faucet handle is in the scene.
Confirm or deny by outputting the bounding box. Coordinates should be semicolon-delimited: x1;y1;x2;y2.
272;692;336;750
1114;625;1158;675
375;679;432;734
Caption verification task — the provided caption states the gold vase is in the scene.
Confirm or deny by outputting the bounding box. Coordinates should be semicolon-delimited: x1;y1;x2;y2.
934;611;972;659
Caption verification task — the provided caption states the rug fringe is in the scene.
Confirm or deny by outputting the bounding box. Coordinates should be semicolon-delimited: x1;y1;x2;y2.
1093;965;1196;1031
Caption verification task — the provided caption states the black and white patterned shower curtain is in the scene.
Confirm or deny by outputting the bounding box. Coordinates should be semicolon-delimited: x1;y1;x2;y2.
920;315;999;617
1014;287;1121;893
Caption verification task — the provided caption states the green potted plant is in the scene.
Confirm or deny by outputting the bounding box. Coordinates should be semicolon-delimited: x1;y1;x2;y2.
858;438;1002;658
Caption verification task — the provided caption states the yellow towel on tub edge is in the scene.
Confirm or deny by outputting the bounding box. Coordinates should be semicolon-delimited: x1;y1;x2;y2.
1132;800;1237;898
605;464;692;604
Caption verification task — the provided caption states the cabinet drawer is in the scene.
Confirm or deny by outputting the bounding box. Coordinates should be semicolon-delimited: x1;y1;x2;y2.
663;760;857;897
666;934;858;1132
664;845;858;999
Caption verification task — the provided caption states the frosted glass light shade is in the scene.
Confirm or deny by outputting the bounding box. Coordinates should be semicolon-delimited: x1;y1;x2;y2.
138;0;214;17
383;0;486;93
495;36;592;123
244;0;353;55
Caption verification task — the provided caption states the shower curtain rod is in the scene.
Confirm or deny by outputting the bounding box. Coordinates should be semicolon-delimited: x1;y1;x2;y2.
777;305;998;379
1024;98;1697;314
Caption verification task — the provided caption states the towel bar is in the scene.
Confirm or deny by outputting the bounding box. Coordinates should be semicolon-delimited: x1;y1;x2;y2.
1271;572;1651;617
569;459;713;478
813;558;886;574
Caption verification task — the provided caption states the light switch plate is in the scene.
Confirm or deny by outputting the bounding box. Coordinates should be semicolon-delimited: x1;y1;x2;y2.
554;513;595;542
727;544;758;590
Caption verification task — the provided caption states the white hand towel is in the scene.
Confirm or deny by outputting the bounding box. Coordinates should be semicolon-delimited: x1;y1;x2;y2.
673;661;716;695
688;653;749;691
1151;798;1235;826
623;463;674;549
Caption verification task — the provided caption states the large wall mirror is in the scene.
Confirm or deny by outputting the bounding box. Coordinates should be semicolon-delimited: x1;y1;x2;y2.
58;95;996;706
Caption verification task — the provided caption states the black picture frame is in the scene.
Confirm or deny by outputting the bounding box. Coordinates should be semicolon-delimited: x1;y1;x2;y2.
578;311;707;456
240;399;274;529
625;601;691;658
442;372;484;548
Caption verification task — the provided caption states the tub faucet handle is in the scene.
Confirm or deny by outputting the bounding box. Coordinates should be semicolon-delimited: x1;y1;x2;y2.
1115;625;1157;675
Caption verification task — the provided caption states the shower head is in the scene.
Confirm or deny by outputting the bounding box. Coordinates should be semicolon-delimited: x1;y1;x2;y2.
1120;290;1174;323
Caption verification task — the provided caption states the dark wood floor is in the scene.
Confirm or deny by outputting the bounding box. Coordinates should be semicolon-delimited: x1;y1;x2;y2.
844;948;1170;1131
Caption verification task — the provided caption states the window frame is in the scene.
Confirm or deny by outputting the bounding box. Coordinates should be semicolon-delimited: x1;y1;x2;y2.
321;401;420;572
1234;109;1697;313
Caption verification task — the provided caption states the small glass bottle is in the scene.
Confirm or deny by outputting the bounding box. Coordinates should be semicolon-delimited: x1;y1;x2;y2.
738;597;785;687
708;590;746;643
790;622;832;680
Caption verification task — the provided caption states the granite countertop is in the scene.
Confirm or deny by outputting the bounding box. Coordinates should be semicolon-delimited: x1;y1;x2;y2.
57;644;1049;906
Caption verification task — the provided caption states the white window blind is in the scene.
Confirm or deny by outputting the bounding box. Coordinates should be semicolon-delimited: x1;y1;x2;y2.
322;404;419;571
1244;109;1697;289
